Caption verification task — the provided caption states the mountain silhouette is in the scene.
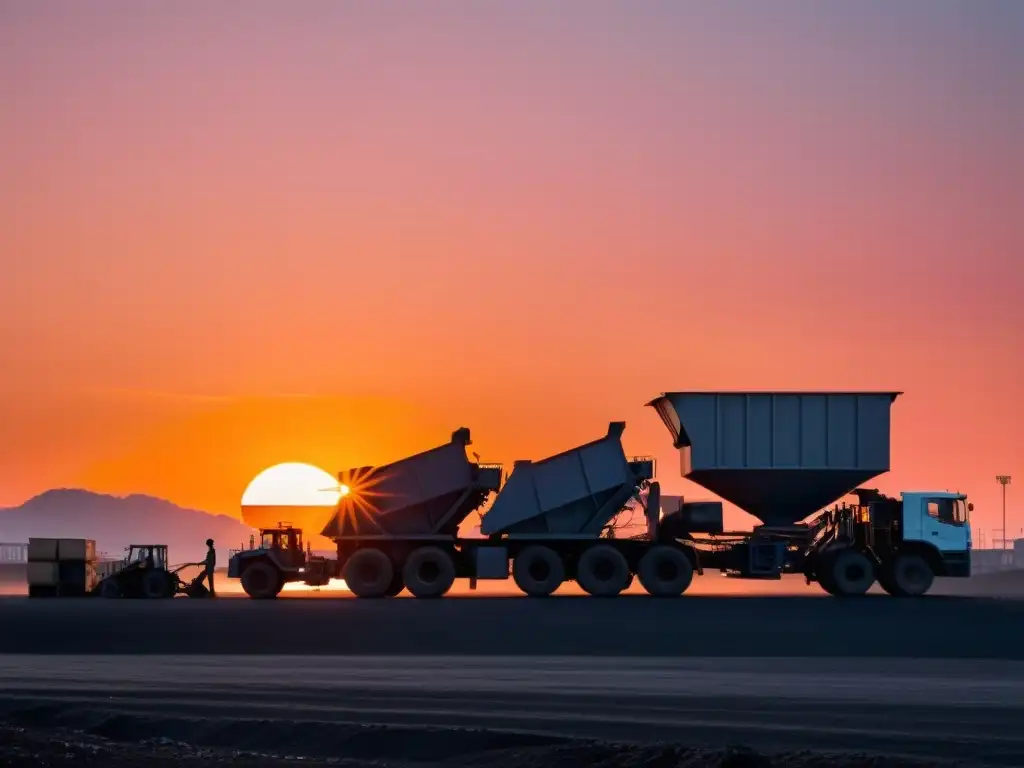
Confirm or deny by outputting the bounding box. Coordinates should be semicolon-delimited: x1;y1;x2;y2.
0;489;254;564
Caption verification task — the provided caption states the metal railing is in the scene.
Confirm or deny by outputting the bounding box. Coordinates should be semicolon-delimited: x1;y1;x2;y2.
0;543;28;564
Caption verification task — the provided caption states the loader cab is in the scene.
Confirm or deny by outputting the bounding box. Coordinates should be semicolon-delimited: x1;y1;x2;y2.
259;524;305;567
900;492;972;553
127;544;167;570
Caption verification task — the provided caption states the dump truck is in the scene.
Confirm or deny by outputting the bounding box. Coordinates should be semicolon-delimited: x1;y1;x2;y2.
229;428;503;598
228;390;973;599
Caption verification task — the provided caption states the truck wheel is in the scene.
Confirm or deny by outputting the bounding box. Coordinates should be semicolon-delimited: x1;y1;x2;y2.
577;544;631;597
343;549;394;598
814;552;840;595
99;579;121;599
637;545;693;597
887;553;934;597
403;546;456;598
241;561;283;599
828;549;875;597
143;569;173;599
513;546;565;597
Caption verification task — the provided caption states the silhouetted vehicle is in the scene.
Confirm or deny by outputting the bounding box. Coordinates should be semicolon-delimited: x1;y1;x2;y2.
94;544;211;599
227;524;332;599
231;392;974;600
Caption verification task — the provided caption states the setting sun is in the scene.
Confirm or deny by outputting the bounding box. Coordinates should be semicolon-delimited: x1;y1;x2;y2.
241;462;342;507
240;463;345;549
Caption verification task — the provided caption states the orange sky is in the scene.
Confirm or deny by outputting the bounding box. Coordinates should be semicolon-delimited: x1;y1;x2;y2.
1;3;1021;542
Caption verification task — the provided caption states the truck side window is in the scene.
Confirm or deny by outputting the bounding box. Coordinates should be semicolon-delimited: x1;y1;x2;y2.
928;499;962;525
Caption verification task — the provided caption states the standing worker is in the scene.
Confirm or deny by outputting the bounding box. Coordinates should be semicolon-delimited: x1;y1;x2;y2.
204;538;217;596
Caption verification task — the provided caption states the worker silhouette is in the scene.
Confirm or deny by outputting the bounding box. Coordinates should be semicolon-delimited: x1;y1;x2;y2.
204;538;217;596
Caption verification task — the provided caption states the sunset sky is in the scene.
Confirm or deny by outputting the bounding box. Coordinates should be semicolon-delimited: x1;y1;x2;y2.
1;2;1021;541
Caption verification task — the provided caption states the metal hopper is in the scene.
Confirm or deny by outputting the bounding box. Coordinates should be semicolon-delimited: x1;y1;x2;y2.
480;422;655;536
321;428;502;539
647;391;901;527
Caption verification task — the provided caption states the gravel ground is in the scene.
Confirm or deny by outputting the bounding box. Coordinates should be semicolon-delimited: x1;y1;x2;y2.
0;720;970;768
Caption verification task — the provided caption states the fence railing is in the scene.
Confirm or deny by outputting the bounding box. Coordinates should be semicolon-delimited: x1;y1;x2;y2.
0;543;28;564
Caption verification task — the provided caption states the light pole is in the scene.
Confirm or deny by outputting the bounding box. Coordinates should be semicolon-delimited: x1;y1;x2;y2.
996;475;1011;556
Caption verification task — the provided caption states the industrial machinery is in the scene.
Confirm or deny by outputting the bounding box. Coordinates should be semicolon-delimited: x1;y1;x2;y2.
228;524;334;598
229;391;973;600
647;392;972;596
93;544;212;599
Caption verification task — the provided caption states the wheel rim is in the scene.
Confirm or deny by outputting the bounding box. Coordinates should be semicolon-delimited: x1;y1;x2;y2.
357;562;380;586
656;558;679;582
844;563;866;581
903;561;927;587
145;573;166;597
248;569;269;593
419;560;441;585
593;557;616;582
528;559;550;582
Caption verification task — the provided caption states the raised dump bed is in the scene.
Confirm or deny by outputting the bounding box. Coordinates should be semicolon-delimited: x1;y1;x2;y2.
321;428;502;538
647;391;901;526
480;422;655;536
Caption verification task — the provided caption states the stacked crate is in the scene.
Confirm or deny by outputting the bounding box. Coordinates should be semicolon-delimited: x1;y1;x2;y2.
27;538;98;597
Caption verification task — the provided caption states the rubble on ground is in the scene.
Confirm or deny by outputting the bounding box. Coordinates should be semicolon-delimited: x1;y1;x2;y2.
0;722;969;768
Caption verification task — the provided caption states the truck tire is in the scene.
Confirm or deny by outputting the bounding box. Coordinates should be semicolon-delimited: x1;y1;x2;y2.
343;549;394;598
828;549;875;597
513;546;565;597
637;545;693;597
143;569;173;599
813;551;840;595
403;546;456;599
241;561;283;599
885;553;934;597
577;544;631;597
99;579;121;599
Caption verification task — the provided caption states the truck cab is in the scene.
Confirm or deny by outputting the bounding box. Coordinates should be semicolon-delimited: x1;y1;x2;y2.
258;525;306;569
899;491;972;577
812;488;973;597
229;524;301;574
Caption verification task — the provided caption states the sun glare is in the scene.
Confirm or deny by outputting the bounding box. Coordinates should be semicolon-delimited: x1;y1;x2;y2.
241;462;342;507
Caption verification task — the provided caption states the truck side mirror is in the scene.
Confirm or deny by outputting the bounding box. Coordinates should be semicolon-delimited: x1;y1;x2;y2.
968;502;974;512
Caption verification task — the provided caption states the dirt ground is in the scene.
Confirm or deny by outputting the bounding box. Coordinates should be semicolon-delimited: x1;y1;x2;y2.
0;721;969;768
